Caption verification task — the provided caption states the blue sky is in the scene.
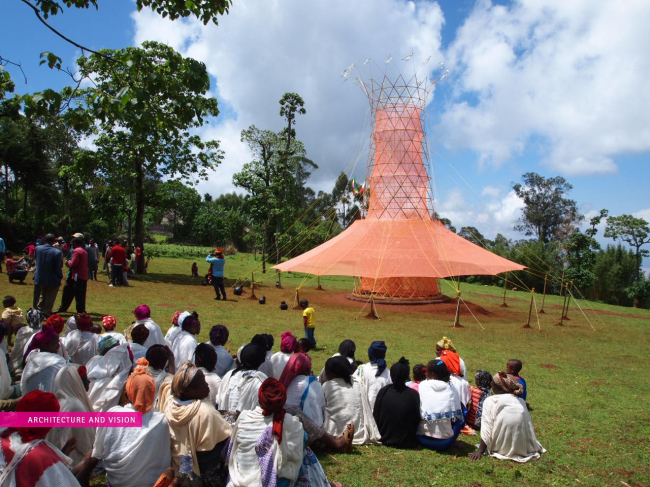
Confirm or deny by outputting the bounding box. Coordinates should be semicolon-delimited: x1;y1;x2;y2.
3;0;650;255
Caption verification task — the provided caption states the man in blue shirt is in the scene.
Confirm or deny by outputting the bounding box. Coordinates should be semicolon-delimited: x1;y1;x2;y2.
206;247;226;300
33;234;63;317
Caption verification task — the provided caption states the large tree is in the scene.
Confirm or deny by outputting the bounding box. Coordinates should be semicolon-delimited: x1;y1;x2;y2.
512;172;582;243
604;214;650;282
78;41;223;271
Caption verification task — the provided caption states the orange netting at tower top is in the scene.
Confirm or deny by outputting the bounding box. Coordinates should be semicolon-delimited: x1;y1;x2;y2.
274;69;525;302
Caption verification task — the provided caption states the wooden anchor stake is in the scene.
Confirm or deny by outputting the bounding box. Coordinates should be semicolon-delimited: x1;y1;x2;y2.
523;288;535;328
452;289;463;328
316;275;325;291
276;270;283;289
249;272;258;300
293;288;301;309
500;277;508;307
539;275;548;313
563;281;573;321
365;294;380;320
556;283;569;326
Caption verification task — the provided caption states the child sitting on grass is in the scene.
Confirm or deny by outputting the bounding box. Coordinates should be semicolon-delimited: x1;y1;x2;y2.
507;359;528;401
191;262;198;277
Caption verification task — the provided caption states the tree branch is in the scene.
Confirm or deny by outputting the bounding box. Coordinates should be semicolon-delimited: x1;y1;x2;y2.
20;0;114;62
0;55;28;84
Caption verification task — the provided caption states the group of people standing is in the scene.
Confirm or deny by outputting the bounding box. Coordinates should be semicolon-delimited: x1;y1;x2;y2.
0;293;546;487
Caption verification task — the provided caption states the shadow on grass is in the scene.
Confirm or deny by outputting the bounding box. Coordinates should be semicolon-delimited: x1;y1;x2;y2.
137;273;240;287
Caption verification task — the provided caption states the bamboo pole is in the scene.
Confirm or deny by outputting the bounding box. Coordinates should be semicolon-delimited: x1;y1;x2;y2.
563;281;573;320
316;275;325;291
452;289;463;328
249;272;257;300
365;294;380;320
276;270;283;289
539;275;548;313
500;277;508;307
556;285;568;326
523;288;535;328
293;288;301;309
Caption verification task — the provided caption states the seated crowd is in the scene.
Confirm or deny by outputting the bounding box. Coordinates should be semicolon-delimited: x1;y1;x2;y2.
0;299;545;487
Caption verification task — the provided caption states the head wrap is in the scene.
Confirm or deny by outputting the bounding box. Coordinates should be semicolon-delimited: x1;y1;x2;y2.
171;361;200;398
251;334;268;351
368;341;387;377
278;352;312;388
134;305;151;320
475;370;493;391
325;356;353;384
436;336;457;353
77;365;88;380
102;315;117;330
493;372;524;395
177;311;191;328
15;391;60;441
171;311;182;326
26;308;43;328
338;340;356;360
25;325;59;359
131;324;150;344
125;358;155;413
66;316;77;333
209;325;229;346
98;336;119;356
390;356;410;390
280;331;298;353
258;378;287;443
75;313;93;332
45;314;65;335
439;350;461;376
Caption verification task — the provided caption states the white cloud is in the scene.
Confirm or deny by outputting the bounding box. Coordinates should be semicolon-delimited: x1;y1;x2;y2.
131;0;445;195
438;0;650;175
634;208;650;222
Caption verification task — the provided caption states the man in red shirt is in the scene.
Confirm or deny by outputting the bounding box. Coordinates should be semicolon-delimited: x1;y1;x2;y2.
66;237;89;312
109;240;126;287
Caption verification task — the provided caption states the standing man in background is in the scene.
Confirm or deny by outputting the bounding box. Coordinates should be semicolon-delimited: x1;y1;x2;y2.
67;237;89;313
87;238;99;281
109;240;126;287
33;234;63;317
206;247;226;300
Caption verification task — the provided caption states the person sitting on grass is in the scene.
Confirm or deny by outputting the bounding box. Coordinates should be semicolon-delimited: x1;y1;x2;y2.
164;361;232;486
64;313;99;366
439;349;471;410
91;359;172;487
165;310;183;345
192;262;199;277
45;313;69;362
2;295;24;348
0;321;17;400
194;343;221;407
318;339;356;383
506;359;528;401
206;324;234;377
353;341;392;410
271;330;298;379
217;343;268;413
4;251;28;284
101;315;126;345
171;312;200;369
323;355;380;446
373;357;420;449
467;370;493;430
296;337;312;356
407;363;427;392
21;325;66;395
86;339;133;412
145;344;175;412
251;333;274;378
435;336;466;378
468;372;545;463
279;352;326;428
9;307;42;377
416;360;464;451
133;304;168;349
129;324;150;361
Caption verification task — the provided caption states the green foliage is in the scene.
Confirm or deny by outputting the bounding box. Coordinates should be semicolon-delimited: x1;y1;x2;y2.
604;214;650;283
513;172;582;242
564;230;600;291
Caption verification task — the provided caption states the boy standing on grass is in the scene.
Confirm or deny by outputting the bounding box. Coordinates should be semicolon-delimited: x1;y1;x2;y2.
300;299;316;348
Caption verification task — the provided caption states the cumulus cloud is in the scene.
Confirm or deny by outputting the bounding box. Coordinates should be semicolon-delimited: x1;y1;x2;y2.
438;0;650;175
131;0;445;195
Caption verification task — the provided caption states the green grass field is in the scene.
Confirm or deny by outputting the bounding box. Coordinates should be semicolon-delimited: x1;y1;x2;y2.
6;253;650;487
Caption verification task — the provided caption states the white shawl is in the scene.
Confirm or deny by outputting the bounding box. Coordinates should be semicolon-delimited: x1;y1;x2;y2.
93;405;171;487
200;367;222;407
353;362;392;410
135;318;168;349
418;379;462;439
285;375;326;427
103;331;126;345
270;351;291;380
45;364;95;467
259;351;273;378
481;394;545;463
165;325;181;345
20;351;66;395
0;350;12;400
147;366;173;410
217;369;267;412
227;407;303;487
9;326;37;375
64;330;98;365
450;374;471;408
87;344;132;412
171;330;197;369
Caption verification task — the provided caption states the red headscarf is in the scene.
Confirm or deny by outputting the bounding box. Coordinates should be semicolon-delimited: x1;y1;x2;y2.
77;365;87;380
102;315;117;330
440;350;461;376
45;314;65;335
75;313;93;332
15;390;60;442
171;311;182;326
258;378;287;443
278;352;312;389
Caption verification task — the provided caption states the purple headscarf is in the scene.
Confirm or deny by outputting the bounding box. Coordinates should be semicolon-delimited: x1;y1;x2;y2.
134;305;151;320
280;331;297;353
24;325;59;363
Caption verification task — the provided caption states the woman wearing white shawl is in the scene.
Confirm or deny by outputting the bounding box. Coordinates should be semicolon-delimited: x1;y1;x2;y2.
279;353;325;428
128;324;150;362
164;362;232;485
93;359;171;487
165;311;186;346
417;360;464;451
217;344;267;413
322;356;380;445
64;313;99;365
469;372;545;463
270;331;298;380
86;342;133;412
318;339;356;383
20;326;66;395
144;344;175;411
353;341;392;410
133;304;168;349
46;364;95;467
171;313;200;369
207;324;234;377
0;324;13;399
9;308;42;376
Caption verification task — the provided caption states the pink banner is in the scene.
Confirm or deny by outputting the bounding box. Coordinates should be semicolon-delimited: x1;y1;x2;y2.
0;412;142;428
